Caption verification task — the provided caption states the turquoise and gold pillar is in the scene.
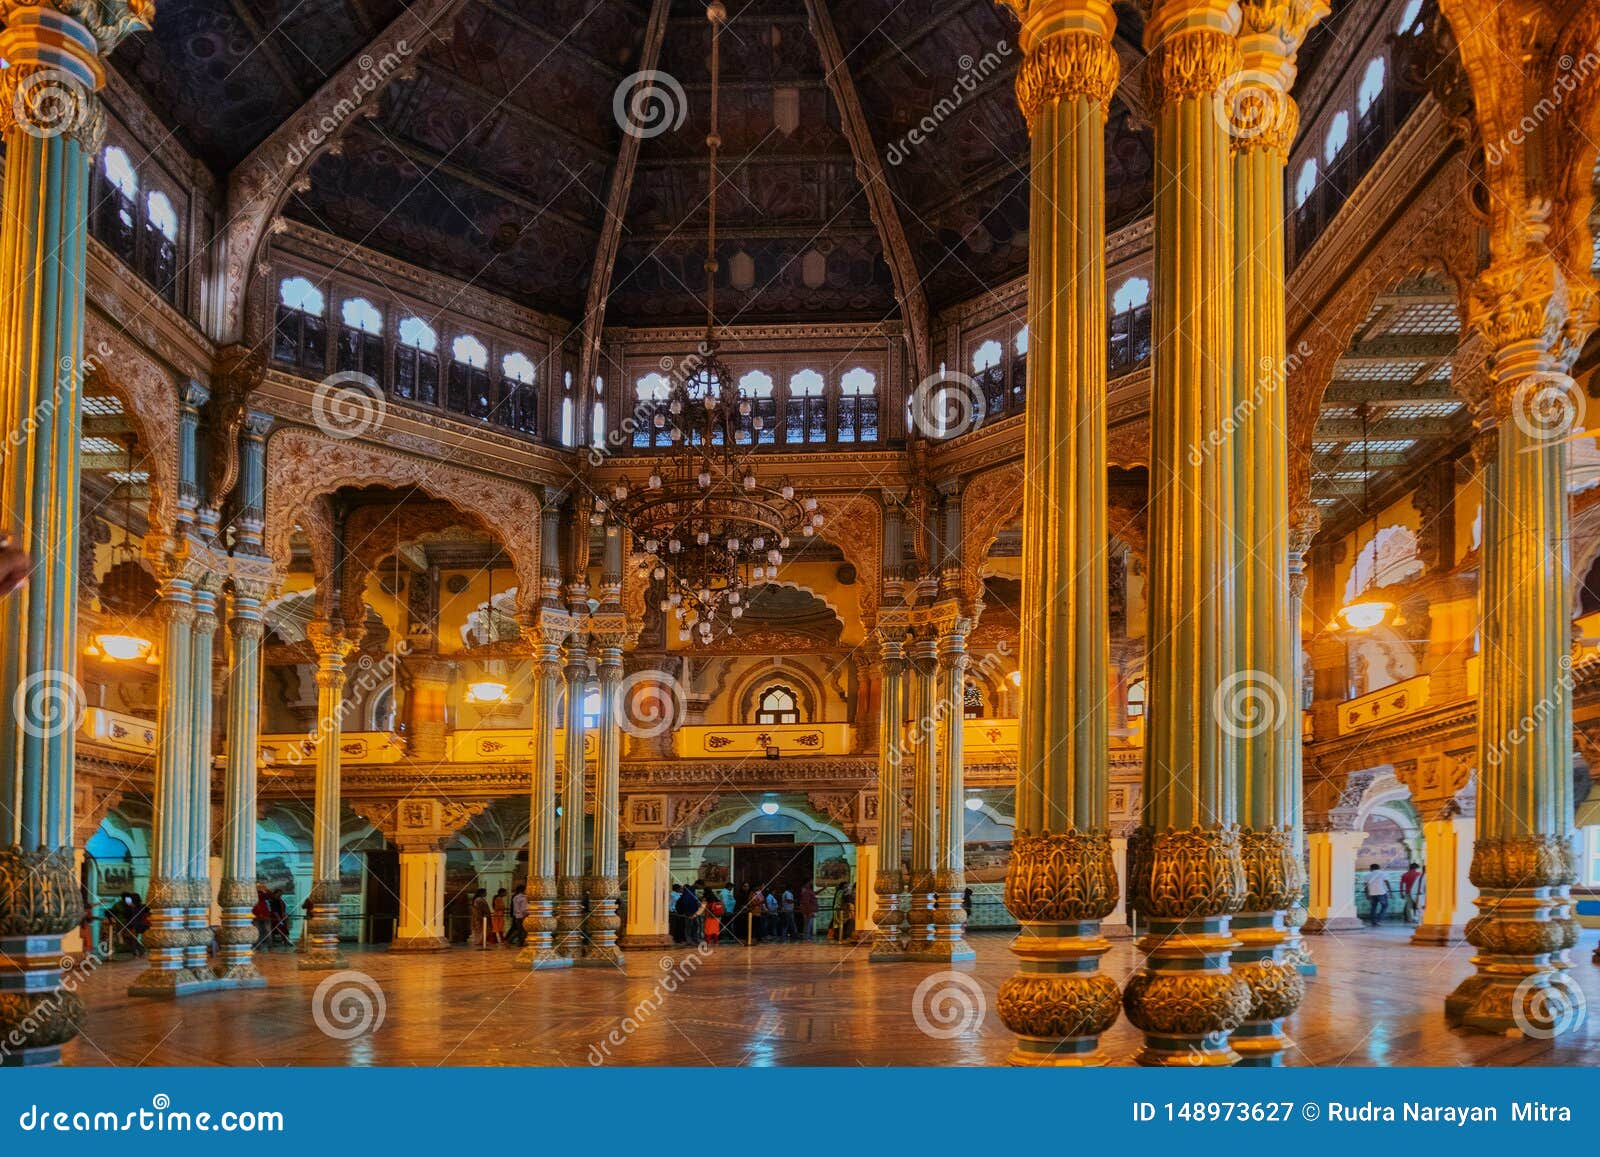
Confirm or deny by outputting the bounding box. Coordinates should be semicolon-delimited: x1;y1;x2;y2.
216;580;268;986
128;572;197;996
182;578;219;979
904;632;938;955
1284;502;1319;975
518;614;572;969
1227;0;1321;1065
301;621;353;971
585;631;625;966
929;616;975;961
1447;253;1593;1034
994;0;1123;1066
557;632;590;958
869;634;908;960
1123;0;1253;1066
0;0;153;1062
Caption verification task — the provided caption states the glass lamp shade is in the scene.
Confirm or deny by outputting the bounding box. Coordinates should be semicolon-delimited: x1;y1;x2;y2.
91;633;153;662
465;680;510;705
1337;600;1393;632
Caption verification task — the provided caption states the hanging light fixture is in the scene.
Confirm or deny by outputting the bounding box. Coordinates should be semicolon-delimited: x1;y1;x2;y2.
87;436;154;663
599;1;816;645
465;554;510;704
1336;402;1395;632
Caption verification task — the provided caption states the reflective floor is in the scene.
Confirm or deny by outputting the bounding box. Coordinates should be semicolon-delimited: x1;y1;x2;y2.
63;926;1600;1066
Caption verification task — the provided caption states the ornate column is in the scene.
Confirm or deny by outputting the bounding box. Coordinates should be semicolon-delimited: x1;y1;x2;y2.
584;631;625;966
1283;503;1319;974
869;633;908;960
621;844;673;948
0;0;152;1061
400;656;453;763
517;615;572;968
1123;0;1252;1066
993;0;1122;1066
904;632;938;955
301;621;354;971
1414;804;1478;946
1304;828;1363;931
1226;2;1323;1067
393;842;448;951
216;584;271;982
929;615;975;961
129;572;198;996
1447;251;1592;1033
557;632;590;959
183;579;219;980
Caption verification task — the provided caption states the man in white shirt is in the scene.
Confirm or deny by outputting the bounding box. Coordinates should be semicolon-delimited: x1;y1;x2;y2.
1364;864;1391;926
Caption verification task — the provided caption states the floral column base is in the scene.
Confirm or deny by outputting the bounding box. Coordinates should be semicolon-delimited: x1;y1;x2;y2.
517;876;572;970
298;880;347;971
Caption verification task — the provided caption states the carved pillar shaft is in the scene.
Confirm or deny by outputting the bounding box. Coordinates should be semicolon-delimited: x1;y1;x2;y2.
518;629;570;969
183;584;218;978
0;1;152;1062
905;636;938;953
929;625;975;961
300;623;351;971
217;590;267;985
1448;276;1589;1033
869;639;908;960
130;580;197;996
1124;1;1252;1066
583;638;625;966
996;0;1122;1066
1283;507;1319;976
557;635;589;958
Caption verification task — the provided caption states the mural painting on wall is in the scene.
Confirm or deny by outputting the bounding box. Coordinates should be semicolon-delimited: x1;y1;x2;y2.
696;848;731;886
1359;815;1415;870
816;854;849;888
96;860;136;893
964;841;1011;884
256;856;300;897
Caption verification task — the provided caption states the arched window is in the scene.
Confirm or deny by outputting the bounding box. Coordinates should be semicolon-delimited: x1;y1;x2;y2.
560;395;575;447
1127;679;1146;718
273;276;327;371
1294;160;1318;209
144;189;180;299
1344;525;1424;602
94;146;138;266
786;369;827;445
1014;327;1029;356
500;352;538;434
335;296;385;387
1397;0;1423;31
1357;58;1387;117
591;399;606;448
1011;325;1029;408
971;339;1006;418
395;317;440;405
1323;111;1350;162
837;367;879;443
448;334;491;417
756;685;799;725
581;688;601;731
963;680;985;720
633;373;672;447
145;190;178;241
739;370;776;445
1109;277;1152;373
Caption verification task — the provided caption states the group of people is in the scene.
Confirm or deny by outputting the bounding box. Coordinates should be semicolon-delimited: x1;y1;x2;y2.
101;893;151;956
249;887;298;950
468;885;532;947
1363;861;1426;926
670;879;854;946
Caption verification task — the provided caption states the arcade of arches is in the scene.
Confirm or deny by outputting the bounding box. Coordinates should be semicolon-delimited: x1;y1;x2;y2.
2;0;1600;1068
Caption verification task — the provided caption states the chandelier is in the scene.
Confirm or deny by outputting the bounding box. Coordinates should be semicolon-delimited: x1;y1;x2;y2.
598;1;822;644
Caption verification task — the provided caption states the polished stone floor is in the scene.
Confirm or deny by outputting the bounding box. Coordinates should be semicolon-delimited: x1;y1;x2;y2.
62;926;1600;1066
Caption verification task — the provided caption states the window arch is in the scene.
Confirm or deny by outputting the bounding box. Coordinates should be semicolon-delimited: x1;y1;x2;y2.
96;147;181;303
1323;111;1350;162
739;370;776;445
634;372;673;447
145;190;178;241
838;367;878;443
1127;679;1146;718
787;369;826;445
335;296;384;386
1109;277;1153;374
448;334;491;417
1397;0;1423;31
94;147;138;268
561;396;575;447
1112;277;1150;313
452;334;488;367
395;317;439;405
341;298;382;333
103;146;138;199
1357;58;1386;116
755;684;800;725
500;352;539;434
1343;525;1424;602
1294;159;1318;208
274;276;327;371
591;399;606;448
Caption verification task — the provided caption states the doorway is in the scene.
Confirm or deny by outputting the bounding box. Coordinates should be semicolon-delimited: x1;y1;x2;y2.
732;840;816;896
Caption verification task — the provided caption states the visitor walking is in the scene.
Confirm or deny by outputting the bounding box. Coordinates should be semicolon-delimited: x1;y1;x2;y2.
1400;861;1424;924
252;887;272;950
471;888;492;946
1364;864;1391;926
778;885;798;942
490;887;507;944
702;887;723;952
797;879;818;940
508;884;529;947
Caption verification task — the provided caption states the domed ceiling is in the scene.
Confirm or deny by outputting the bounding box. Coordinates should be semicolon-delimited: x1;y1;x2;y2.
113;0;1161;325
